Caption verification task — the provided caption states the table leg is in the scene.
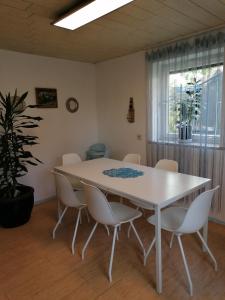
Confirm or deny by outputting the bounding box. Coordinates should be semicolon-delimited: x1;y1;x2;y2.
202;220;208;252
202;184;208;252
155;205;162;293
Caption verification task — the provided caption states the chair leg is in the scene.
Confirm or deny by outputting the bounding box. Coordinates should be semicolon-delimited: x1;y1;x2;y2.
196;231;218;271
71;208;82;255
140;207;145;216
170;233;175;249
79;209;82;224
52;207;68;239
82;222;98;260
144;237;156;266
85;208;90;223
177;235;193;296
130;221;146;256
127;207;139;238
127;224;132;238
108;226;118;282
104;225;110;236
57;199;63;222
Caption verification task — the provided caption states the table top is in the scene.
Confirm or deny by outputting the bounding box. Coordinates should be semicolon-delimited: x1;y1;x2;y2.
55;158;211;208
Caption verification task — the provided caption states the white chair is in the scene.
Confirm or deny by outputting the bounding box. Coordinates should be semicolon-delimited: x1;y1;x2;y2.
155;159;178;172
52;172;89;255
128;159;178;237
81;182;145;282
62;153;83;190
144;186;219;296
62;153;82;166
123;153;141;164
119;153;141;205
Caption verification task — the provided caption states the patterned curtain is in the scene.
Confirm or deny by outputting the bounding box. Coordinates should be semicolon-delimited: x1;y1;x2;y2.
146;31;225;222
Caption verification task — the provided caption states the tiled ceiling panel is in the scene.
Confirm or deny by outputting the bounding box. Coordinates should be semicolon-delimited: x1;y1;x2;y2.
0;0;224;63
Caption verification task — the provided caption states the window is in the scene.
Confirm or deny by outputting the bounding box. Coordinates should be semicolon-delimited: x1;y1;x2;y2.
149;47;225;148
168;64;223;145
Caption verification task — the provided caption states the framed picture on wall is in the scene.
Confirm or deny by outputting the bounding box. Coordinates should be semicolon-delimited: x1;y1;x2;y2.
35;88;58;108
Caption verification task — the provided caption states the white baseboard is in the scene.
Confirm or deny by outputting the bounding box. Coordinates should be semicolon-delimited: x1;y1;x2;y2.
209;216;225;226
34;196;55;206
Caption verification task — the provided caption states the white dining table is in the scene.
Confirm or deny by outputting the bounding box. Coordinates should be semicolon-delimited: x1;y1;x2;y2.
54;158;210;294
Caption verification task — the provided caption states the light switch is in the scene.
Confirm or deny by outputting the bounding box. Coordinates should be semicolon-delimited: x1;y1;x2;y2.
137;134;142;140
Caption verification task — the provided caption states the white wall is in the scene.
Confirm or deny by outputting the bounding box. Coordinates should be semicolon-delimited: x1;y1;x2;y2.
96;51;147;164
0;50;148;202
0;49;98;202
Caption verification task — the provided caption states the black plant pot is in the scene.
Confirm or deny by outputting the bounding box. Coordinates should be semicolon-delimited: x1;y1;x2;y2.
0;185;34;228
178;124;192;141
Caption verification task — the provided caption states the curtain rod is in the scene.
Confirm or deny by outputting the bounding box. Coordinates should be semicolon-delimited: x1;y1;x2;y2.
169;62;223;75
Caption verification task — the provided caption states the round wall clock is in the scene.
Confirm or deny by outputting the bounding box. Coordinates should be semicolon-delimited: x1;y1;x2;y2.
66;97;79;113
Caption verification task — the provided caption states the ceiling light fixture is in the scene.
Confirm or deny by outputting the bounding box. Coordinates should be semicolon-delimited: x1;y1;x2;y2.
53;0;134;30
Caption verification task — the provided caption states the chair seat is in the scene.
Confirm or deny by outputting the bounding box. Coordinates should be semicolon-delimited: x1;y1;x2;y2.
147;207;187;232
130;199;154;210
109;202;142;224
67;175;83;190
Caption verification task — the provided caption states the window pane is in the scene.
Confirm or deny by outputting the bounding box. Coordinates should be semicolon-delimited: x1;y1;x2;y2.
168;65;223;143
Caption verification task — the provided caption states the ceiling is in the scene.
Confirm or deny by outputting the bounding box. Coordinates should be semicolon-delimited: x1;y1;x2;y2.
0;0;225;63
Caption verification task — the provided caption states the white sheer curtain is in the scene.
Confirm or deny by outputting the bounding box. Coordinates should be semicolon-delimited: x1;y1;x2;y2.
147;31;225;221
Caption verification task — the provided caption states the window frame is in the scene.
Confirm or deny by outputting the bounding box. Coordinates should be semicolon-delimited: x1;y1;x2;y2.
150;50;225;148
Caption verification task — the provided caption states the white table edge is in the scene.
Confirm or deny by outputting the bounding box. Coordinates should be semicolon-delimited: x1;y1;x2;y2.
54;166;211;209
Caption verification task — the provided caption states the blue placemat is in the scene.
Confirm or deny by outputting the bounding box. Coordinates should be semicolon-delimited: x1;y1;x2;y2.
103;168;144;178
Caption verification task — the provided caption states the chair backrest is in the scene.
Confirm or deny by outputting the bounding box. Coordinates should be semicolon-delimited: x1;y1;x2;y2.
123;153;141;165
81;182;118;226
62;153;82;166
89;143;106;152
53;171;82;207
177;186;219;234
155;159;178;172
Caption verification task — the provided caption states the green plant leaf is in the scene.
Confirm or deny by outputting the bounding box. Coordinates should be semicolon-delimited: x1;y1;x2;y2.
0;90;42;195
25;160;38;166
19;124;39;128
14;91;28;109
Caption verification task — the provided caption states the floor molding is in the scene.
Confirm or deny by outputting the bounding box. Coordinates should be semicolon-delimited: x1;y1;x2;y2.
209;216;225;226
34;196;55;206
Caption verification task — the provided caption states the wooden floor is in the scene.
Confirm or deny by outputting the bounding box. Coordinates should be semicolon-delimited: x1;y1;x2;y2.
0;199;225;300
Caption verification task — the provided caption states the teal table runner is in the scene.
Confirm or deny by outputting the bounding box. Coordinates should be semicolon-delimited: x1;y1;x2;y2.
103;168;144;178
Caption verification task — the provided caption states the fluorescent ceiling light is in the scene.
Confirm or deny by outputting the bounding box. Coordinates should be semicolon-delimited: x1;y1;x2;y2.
54;0;134;30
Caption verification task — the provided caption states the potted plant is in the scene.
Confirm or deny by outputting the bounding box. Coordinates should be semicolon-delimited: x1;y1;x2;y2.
0;90;42;228
175;78;202;141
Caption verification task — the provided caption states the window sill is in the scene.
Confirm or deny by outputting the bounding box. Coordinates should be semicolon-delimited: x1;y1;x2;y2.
148;140;225;150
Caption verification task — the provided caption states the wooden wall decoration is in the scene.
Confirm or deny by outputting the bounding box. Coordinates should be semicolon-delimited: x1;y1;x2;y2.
127;97;135;123
35;88;58;108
